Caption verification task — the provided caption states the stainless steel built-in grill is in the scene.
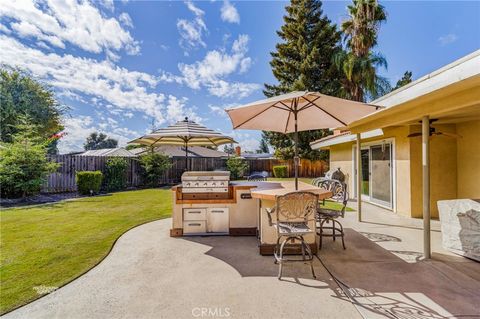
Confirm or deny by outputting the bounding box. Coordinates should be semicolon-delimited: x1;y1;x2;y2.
180;171;231;235
181;171;230;194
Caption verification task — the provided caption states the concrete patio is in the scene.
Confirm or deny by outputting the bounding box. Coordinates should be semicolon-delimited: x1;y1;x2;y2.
4;203;479;319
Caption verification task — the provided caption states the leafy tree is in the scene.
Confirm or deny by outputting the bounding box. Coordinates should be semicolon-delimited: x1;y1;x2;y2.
264;130;328;161
223;144;235;155
257;134;270;154
0;119;60;198
263;0;340;160
139;153;172;187
226;156;249;180
125;144;143;151
104;157;128;191
0;68;65;154
84;132;118;150
393;71;413;90
335;0;390;101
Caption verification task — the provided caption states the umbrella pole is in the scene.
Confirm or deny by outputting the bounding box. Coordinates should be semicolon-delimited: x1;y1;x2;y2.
294;108;299;190
185;142;188;171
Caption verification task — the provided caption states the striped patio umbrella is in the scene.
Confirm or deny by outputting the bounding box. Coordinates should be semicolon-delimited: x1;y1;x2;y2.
129;117;236;170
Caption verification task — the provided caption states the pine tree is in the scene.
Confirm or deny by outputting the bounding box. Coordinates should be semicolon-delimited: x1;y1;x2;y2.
264;0;342;96
263;0;341;160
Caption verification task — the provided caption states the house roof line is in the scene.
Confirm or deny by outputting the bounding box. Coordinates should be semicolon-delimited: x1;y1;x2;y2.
343;50;480;133
371;49;480;106
310;129;384;149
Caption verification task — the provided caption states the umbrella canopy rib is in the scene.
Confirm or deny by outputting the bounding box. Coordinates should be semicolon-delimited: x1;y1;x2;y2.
233;104;276;129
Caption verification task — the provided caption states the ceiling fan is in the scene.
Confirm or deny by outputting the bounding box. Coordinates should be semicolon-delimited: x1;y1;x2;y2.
407;119;462;138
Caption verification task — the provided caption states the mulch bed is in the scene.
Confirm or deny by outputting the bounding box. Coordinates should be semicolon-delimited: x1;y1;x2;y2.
1;193;82;208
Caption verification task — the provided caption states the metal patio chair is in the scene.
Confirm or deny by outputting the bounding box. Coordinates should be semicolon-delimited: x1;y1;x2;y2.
266;192;318;279
315;180;348;249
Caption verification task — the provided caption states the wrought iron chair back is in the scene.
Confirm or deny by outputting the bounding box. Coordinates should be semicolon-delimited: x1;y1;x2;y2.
317;179;348;201
275;191;318;224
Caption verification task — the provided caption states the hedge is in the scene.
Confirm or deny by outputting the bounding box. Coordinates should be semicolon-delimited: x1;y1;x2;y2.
272;165;288;178
76;171;103;195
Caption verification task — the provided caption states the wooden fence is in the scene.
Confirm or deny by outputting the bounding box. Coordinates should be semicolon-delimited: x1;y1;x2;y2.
245;158;326;178
42;155;327;193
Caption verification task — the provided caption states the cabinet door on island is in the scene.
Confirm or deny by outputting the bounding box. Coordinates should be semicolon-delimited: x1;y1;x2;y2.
207;208;229;233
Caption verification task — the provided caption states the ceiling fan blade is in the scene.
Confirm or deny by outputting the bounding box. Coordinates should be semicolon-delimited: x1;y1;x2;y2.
407;132;422;138
438;131;463;138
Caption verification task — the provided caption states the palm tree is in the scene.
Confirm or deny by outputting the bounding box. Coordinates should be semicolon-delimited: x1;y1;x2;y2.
342;0;386;57
337;0;389;102
334;50;390;101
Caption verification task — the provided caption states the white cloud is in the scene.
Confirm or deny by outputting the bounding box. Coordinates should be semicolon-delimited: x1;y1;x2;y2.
0;0;140;57
58;114;140;153
217;129;260;152
165;95;202;124
98;0;115;11
0;35;194;125
59;115;96;153
0;23;11;34
119;12;133;28
177;1;207;51
208;103;237;117
438;33;458;46
221;0;240;24
164;34;259;98
239;138;260;152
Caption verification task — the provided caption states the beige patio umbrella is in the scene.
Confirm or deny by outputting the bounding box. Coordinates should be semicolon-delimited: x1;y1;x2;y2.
129;117;236;170
225;91;380;189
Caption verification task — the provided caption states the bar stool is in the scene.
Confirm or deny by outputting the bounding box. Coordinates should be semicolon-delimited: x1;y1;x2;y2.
266;191;318;279
315;180;348;249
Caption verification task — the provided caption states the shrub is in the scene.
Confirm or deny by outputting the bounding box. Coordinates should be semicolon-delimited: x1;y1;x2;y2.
226;156;249;180
139;153;172;187
0;119;60;198
272;165;288;178
76;171;103;195
104;157;128;191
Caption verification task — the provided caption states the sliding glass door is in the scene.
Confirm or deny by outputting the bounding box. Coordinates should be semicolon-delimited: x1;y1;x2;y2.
354;142;393;209
370;144;392;207
361;149;370;200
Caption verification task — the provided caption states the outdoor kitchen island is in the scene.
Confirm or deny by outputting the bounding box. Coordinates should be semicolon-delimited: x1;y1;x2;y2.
170;171;332;255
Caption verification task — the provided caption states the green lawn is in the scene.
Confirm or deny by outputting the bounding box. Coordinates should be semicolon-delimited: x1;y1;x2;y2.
0;189;172;314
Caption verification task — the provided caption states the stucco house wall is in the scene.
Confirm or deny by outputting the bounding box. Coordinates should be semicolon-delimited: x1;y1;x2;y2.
409;124;458;218
328;126;413;217
327;122;473;219
456;120;480;199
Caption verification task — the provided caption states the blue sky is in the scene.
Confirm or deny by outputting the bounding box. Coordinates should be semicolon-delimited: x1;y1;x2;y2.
0;0;479;153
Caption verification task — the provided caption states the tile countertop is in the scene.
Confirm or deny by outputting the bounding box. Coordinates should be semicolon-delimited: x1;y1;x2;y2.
172;180;332;201
248;181;332;201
